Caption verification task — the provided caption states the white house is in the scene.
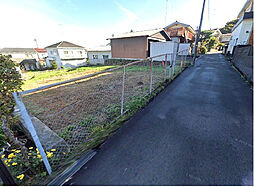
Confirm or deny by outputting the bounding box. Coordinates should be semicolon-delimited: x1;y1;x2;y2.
45;41;87;68
0;48;48;70
87;46;111;65
227;0;253;54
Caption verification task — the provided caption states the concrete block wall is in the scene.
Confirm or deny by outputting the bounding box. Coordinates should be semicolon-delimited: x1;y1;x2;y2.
232;45;253;82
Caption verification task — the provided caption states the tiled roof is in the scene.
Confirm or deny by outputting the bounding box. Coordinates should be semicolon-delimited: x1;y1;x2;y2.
164;21;195;34
0;48;36;54
108;29;164;39
45;41;84;48
34;48;47;53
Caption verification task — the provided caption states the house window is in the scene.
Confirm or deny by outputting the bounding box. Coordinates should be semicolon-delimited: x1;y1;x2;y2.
103;55;109;59
93;55;98;59
50;51;53;55
64;51;68;54
79;51;83;55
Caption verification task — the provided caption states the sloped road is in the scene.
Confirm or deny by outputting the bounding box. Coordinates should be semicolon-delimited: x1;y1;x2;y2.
64;54;253;185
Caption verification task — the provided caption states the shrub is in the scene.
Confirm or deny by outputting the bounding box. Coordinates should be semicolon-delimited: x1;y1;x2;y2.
0;128;6;148
0;55;25;151
50;60;58;69
200;46;208;54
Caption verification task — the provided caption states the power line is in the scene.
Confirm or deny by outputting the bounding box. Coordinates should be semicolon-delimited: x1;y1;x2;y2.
165;0;169;25
208;0;211;29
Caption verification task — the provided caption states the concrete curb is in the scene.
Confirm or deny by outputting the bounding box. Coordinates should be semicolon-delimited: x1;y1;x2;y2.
47;150;96;186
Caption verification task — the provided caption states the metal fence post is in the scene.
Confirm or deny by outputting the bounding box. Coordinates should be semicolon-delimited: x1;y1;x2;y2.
180;52;183;70
168;54;172;80
185;50;187;67
12;93;52;175
120;66;125;117
164;54;167;81
149;59;153;94
172;53;176;77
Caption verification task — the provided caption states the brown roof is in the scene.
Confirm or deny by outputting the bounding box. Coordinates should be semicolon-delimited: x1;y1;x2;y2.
45;41;84;49
34;48;47;53
108;29;168;40
164;21;196;34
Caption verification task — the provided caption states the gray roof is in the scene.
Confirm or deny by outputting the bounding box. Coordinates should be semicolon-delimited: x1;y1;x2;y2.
0;48;36;54
108;29;166;39
20;59;37;64
237;0;252;18
45;41;84;49
87;46;111;52
164;21;195;34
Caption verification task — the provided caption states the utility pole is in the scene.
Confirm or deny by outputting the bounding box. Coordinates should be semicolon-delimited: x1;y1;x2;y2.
192;0;206;65
34;39;39;48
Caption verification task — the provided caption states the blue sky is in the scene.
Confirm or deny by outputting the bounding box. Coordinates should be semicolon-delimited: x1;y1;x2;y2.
0;0;247;48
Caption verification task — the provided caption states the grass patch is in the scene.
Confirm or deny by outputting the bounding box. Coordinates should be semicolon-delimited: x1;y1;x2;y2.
22;65;117;90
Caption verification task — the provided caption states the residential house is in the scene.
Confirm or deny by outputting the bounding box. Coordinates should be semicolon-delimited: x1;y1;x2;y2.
34;48;48;64
227;0;253;54
45;41;87;68
87;46;111;65
164;21;196;43
219;33;232;44
0;48;47;70
108;29;170;59
211;28;222;39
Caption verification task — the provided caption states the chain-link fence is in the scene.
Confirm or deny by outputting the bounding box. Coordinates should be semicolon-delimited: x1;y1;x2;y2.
0;50;191;185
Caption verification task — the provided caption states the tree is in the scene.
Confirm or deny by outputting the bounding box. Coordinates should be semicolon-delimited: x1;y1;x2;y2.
199;46;208;54
206;36;219;51
220;19;239;34
0;55;28;157
200;30;214;43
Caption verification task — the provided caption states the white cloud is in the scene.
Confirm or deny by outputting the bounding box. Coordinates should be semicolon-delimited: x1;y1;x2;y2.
118;5;139;20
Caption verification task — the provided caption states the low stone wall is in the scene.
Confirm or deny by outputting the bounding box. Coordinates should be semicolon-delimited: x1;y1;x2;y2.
232;45;253;82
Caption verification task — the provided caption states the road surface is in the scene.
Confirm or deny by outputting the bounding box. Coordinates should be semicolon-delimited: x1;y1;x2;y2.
64;53;253;185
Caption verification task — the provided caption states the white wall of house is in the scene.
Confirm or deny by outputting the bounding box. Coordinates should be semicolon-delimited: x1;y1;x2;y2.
227;19;252;54
61;59;86;68
46;48;87;68
150;41;178;61
87;51;111;65
58;48;87;59
178;43;190;55
46;48;62;67
37;52;47;59
237;20;252;45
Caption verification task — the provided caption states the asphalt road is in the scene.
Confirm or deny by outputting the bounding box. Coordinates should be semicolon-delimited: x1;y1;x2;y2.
64;53;253;185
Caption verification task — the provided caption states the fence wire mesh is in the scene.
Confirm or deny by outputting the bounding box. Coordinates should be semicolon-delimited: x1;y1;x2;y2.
1;50;191;185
